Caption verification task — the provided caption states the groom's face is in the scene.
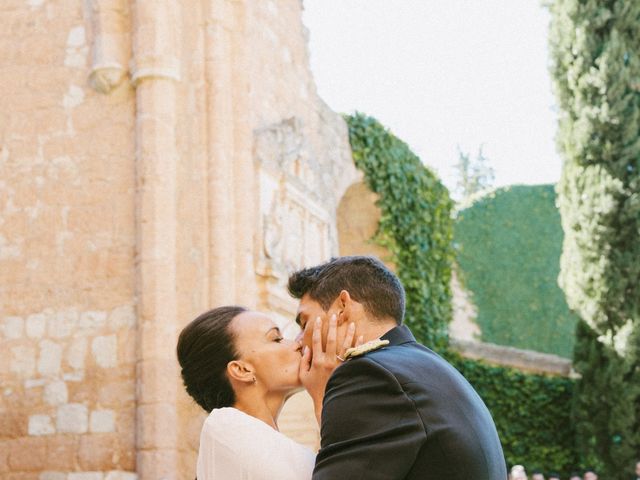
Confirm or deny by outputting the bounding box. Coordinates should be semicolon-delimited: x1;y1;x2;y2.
294;293;344;351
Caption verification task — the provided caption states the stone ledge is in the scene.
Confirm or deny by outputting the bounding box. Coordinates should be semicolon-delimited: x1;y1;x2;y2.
450;338;574;377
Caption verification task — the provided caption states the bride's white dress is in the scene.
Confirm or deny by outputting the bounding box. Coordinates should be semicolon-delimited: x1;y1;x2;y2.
196;407;315;480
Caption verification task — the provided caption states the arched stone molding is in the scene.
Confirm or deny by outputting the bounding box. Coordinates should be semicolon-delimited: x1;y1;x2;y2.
336;180;394;269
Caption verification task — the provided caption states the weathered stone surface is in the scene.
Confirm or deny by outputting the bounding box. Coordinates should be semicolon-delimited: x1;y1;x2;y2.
39;473;67;480
10;345;36;377
48;311;78;339
78;435;118;471
91;335;117;368
37;340;62;376
108;305;136;330
43;380;68;406
8;437;47;470
90;409;115;433
0;411;27;439
27;415;54;436
45;435;78;471
68;473;104;480
67;337;87;370
26;313;46;338
104;472;137;480
3;316;24;339
56;403;88;433
0;440;9;473
1;0;358;476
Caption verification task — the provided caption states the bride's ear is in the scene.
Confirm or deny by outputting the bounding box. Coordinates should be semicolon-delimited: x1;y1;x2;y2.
227;360;256;384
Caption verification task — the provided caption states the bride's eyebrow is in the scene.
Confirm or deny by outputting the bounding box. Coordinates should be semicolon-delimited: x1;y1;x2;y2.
265;327;281;337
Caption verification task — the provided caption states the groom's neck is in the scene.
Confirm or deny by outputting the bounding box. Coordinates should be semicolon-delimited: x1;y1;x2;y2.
355;317;397;344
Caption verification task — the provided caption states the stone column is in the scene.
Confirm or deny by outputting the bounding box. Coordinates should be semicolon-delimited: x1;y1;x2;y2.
131;0;181;478
230;0;257;308
205;0;237;306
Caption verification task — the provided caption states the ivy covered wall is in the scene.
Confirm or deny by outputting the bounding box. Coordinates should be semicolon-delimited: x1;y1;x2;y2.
346;112;455;351
346;113;579;476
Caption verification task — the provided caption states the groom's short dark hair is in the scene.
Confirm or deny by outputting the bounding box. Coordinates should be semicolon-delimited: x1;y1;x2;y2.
288;256;405;324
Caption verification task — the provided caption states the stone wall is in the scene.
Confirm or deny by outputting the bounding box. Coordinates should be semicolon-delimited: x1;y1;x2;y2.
1;0;138;477
0;0;357;478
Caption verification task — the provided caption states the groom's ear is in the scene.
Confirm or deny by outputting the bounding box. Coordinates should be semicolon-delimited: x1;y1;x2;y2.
337;290;353;324
227;360;255;384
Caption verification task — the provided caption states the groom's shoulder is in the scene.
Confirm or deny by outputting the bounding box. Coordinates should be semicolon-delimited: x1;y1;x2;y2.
338;340;465;389
360;339;444;369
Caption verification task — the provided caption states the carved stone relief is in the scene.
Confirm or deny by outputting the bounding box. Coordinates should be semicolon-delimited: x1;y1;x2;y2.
254;118;336;323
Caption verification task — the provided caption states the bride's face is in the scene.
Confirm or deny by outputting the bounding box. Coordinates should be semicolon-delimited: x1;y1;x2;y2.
230;311;303;393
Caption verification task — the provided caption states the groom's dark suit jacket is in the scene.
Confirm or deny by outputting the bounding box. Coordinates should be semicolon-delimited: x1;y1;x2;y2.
313;325;506;480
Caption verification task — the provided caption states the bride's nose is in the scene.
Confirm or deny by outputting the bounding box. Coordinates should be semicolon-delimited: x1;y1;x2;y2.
294;330;303;344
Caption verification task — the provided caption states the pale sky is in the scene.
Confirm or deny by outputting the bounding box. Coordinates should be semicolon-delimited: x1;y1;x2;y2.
302;0;562;194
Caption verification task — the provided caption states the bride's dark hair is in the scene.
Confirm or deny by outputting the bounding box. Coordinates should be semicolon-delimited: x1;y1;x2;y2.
176;306;246;412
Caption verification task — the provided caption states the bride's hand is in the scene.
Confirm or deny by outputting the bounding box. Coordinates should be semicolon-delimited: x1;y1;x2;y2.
299;314;356;425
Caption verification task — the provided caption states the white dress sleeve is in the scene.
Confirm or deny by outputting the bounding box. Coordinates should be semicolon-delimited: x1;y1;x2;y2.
196;408;315;480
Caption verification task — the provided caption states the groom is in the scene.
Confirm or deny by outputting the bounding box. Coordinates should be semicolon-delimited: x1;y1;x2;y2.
289;256;506;480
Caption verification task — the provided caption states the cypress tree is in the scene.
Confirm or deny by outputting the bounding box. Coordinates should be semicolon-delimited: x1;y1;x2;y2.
548;1;640;478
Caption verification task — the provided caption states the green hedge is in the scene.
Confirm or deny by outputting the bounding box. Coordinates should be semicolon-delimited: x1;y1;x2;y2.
455;185;578;358
548;0;640;476
447;353;578;476
571;320;640;478
345;113;579;476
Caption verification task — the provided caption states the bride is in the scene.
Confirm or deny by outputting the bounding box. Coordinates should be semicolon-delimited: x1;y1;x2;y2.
176;305;356;480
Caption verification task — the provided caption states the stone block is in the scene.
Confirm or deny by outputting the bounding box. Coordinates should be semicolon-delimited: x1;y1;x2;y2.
44;380;68;406
10;345;36;377
136;403;177;450
45;435;78;470
39;473;67;480
0;440;8;473
28;415;54;436
91;335;117;368
63;371;84;382
90;409;115;433
135;359;176;404
37;340;62;376
67;337;87;370
62;85;85;109
4;473;40;480
26;313;46;338
68;473;103;480
0;411;27;439
56;403;88;433
135;449;178;479
78;435;118;470
79;310;106;332
48;310;78;338
108;305;136;330
3;316;24;339
105;472;137;480
24;378;46;389
66;26;86;47
98;380;135;407
9;437;47;470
